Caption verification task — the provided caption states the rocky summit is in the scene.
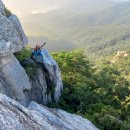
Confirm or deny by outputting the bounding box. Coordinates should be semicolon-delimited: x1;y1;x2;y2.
0;94;98;130
0;0;63;106
0;0;98;129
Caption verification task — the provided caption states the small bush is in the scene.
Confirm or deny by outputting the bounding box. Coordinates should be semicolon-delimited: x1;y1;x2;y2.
4;7;12;17
15;46;36;78
16;47;32;63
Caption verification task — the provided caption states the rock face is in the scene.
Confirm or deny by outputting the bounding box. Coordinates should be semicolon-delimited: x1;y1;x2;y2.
41;49;63;103
24;49;63;105
0;94;99;130
8;14;28;44
0;13;27;56
0;0;62;106
25;65;48;105
0;0;4;14
32;49;63;103
0;94;43;130
0;54;31;106
0;0;31;106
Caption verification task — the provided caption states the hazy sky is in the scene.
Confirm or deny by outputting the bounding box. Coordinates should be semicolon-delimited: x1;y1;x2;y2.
3;0;71;17
3;0;130;18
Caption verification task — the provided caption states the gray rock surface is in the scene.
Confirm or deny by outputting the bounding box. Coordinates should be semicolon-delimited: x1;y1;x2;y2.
42;49;63;103
0;1;28;57
29;101;99;130
0;94;43;130
0;0;31;106
0;54;31;106
0;93;99;130
26;49;63;104
26;65;48;105
8;14;28;44
32;49;63;103
0;0;4;14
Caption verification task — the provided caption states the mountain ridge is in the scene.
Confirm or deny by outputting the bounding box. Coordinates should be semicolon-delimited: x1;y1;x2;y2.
21;0;130;56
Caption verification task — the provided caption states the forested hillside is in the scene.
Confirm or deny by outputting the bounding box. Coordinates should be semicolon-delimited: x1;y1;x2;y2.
50;49;130;130
21;0;130;56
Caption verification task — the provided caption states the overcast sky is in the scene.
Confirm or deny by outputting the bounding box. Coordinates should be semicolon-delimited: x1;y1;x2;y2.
3;0;130;17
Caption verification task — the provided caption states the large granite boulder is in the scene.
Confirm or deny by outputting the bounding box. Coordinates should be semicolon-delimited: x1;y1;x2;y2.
0;0;31;106
0;13;27;56
0;54;31;106
25;48;63;105
0;94;43;130
0;93;99;130
0;0;27;57
25;65;48;105
8;14;28;44
41;49;63;103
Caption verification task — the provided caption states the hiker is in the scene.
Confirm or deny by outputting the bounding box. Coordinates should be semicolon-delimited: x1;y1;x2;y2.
31;43;46;61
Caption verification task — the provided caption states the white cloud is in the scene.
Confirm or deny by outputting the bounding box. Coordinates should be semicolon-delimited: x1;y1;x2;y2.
32;6;59;14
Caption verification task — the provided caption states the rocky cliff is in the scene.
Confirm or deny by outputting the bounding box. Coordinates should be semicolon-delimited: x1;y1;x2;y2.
0;0;31;106
23;50;63;106
0;0;98;129
0;94;98;130
0;0;63;106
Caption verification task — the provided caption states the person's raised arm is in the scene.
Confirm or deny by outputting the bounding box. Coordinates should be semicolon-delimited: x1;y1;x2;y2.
40;43;46;49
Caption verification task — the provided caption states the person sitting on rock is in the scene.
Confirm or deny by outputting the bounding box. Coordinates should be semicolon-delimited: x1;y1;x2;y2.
31;43;46;62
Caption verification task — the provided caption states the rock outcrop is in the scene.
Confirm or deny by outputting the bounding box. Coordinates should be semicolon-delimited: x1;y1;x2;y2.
0;13;27;56
111;51;128;63
23;49;63;105
0;0;31;106
31;49;63;103
41;49;63;103
0;54;31;106
8;14;28;44
0;0;62;105
0;94;98;130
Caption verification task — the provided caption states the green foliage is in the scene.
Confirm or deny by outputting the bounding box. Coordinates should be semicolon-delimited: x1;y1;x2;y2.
85;105;130;130
49;49;130;130
16;47;32;63
4;7;12;17
52;50;96;111
15;47;36;78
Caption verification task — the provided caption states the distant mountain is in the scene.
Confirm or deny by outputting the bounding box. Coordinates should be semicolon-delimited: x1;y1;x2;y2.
22;0;116;28
59;0;115;14
25;1;130;28
21;0;130;55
